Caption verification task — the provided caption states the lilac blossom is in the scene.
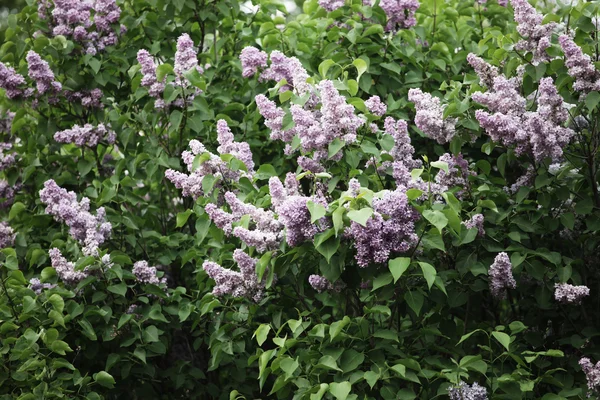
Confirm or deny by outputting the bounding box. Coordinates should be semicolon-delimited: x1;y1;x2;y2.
39;180;112;256
345;188;419;267
64;88;104;108
133;261;166;285
408;88;456;144
202;249;270;302
448;382;488;400
298;156;325;173
505;165;535;194
166;120;254;199
488;252;516;299
308;274;345;293
0;221;15;249
49;248;89;285
259;50;311;95
0;112;15;133
137;49;165;101
434;153;476;199
255;94;290;143
580;357;600;394
558;35;600;94
174;33;203;84
0;63;26;99
379;117;422;179
29;278;57;295
467;53;499;88
0;143;17;170
26;51;62;95
463;214;485;237
365;95;387;116
54;123;116;147
0;180;18;209
319;0;345;12
510;0;557;64
554;283;590;304
240;47;268;78
379;0;420;31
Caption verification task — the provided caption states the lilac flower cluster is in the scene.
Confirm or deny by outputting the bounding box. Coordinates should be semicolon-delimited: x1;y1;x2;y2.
257;51;311;95
64;88;104;108
379;0;420;31
240;47;268;78
269;175;327;247
558;35;600;94
505;165;535;194
448;382;488;400
346;188;419;267
580;357;600;394
0;221;15;249
49;248;89;285
29;278;57;295
488;252;516;299
174;33;204;84
205;191;283;252
434;153;476;198
377;117;422;184
0;143;16;171
554;283;590;304
319;0;346;12
0;180;19;209
39;180;112;256
26;51;62;95
166;120;254;199
202;249;269;302
472;75;574;162
408;88;456;144
0;62;26;99
466;54;499;88
54;123;116;147
463;214;485;237
365;95;387;117
133;261;166;286
255;95;290;144
38;0;123;55
308;274;345;293
510;0;557;64
0;112;15;133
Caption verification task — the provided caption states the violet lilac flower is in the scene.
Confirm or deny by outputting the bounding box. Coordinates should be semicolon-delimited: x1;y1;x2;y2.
434;153;476;199
408;88;456;144
488;252;516;299
554;283;590;304
448;382;488;400
174;33;203;84
319;0;345;12
308;274;345;293
467;53;499;88
29;278;57;295
54;123;116;147
580;357;600;395
0;221;15;249
365;95;387;116
26;51;62;95
0;143;17;171
0;63;26;99
240;47;268;78
379;0;420;31
49;248;89;285
463;214;485;237
510;0;557;64
259;50;311;95
133;261;166;286
558;35;600;94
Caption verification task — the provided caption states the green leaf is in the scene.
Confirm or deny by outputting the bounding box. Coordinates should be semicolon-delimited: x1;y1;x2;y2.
143;326;160;343
329;381;351;400
418;262;436;290
389;257;411;283
340;349;364;373
347;208;373;227
492;331;511;351
404;291;424;316
431;160;449;174
307;201;327;223
423;210;448;231
316;355;342;371
256;164;278;180
156;63;173;81
47;294;64;313
107;283;127;297
94;371;116;388
585;91;600;111
353;59;368;81
333;206;345;235
330;316;350;341
176;210;193;228
280;357;299;380
254;324;271;346
390;364;406;377
364;371;379;389
319;59;336;78
328;138;345;159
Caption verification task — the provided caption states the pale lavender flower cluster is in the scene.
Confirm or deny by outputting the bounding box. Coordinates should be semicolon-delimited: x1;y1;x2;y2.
137;49;166;105
0;63;26;99
269;175;328;247
346;188;419;267
174;33;204;84
255;94;290;144
379;0;420;31
29;278;57;295
408;88;456;144
463;214;485;237
319;0;345;12
0;221;15;249
554;283;590;304
205;191;283;252
38;0;123;55
166;120;254;199
434;153;476;198
0;112;15;133
133;261;166;286
558;35;600;94
0;180;19;209
580;357;600;395
54;123;116;147
448;382;488;400
466;54;499;88
473;76;574;162
365;95;387;117
377;117;422;184
505;165;535;194
39;180;112;256
488;252;516;299
26;51;62;95
308;274;345;293
240;47;268;78
0;143;16;171
49;248;89;285
258;50;311;95
64;88;104;108
202;249;269;302
510;0;557;64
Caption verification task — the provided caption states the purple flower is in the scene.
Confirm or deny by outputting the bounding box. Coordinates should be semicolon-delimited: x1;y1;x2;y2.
309;274;345;293
434;153;476;199
0;63;26;99
580;357;600;394
54;123;116;147
365;95;387;117
379;0;420;31
240;47;268;78
463;214;485;237
408;88;456;144
26;51;61;95
319;0;345;11
0;221;15;249
511;0;557;64
0;112;15;134
554;283;590;304
29;277;57;295
259;50;311;95
449;382;488;400
558;35;600;94
0;143;17;171
488;252;516;299
467;53;499;88
133;261;166;285
174;33;202;80
49;248;89;285
298;156;325;173
0;180;19;209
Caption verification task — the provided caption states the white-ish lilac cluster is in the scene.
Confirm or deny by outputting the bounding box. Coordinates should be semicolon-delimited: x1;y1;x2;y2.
379;0;420;31
205;191;283;252
37;0;123;55
39;179;112;256
435;153;476;199
318;0;345;11
580;357;600;395
558;35;600;94
345;188;419;267
29;277;57;294
0;111;15;133
448;382;488;400
462;214;485;237
49;248;89;285
365;95;387;117
54;123;116;147
132;261;166;286
174;33;204;86
0;221;15;249
0;143;16;171
466;54;499;88
510;0;557;64
0;180;19;209
308;274;345;293
472;69;574;162
554;283;590;304
202;249;270;302
165;120;254;199
488;252;516;299
240;47;268;78
408;88;456;144
258;50;311;95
